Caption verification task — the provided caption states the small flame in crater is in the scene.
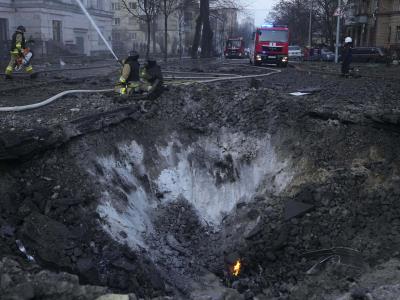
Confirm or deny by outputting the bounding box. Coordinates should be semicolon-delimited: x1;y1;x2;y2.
232;259;241;277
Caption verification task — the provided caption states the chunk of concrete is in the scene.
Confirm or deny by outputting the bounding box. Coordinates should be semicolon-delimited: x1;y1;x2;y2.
284;200;314;221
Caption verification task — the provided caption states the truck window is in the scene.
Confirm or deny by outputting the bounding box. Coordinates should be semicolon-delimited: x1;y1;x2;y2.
259;30;288;43
227;40;242;48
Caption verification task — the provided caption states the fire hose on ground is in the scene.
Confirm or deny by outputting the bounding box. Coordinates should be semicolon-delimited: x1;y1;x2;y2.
0;67;281;112
0;89;113;112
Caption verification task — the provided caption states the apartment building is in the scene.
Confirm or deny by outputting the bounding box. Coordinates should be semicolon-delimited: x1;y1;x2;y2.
0;0;113;57
210;7;239;55
345;0;400;54
111;0;198;56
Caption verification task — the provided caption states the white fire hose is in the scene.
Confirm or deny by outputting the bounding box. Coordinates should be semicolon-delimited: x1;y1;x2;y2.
0;66;280;112
177;70;281;85
0;89;113;112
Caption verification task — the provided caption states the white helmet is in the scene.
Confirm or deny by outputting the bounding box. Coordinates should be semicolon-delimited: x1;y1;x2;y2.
345;37;352;43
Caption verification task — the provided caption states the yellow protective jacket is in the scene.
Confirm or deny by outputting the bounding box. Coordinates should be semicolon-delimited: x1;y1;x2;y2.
119;58;140;84
119;63;131;84
11;32;25;55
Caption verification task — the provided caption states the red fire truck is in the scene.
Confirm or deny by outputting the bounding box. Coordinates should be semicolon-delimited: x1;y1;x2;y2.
249;24;289;67
224;37;245;59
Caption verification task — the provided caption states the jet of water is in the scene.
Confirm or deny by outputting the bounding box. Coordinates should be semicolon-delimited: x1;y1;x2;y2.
74;0;119;62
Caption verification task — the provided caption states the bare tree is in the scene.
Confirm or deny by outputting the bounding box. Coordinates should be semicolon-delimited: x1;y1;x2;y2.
269;0;312;46
236;17;255;48
315;0;337;49
190;1;203;58
121;0;160;58
176;0;185;59
160;0;180;61
269;0;352;49
211;1;243;54
200;0;213;57
190;0;241;58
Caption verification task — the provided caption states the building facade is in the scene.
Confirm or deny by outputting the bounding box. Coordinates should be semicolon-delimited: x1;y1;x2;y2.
111;0;198;57
210;7;239;56
0;0;113;57
345;0;400;54
111;1;146;55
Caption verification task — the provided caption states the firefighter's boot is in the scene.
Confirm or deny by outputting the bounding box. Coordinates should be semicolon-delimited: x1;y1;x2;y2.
5;65;13;80
25;65;34;77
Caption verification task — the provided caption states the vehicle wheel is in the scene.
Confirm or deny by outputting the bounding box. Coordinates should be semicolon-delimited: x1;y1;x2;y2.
255;61;261;66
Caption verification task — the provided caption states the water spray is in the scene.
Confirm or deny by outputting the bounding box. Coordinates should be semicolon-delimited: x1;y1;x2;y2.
74;0;120;63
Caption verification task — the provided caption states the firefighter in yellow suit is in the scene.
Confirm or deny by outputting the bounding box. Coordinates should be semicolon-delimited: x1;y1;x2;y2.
5;25;34;79
114;51;141;96
139;58;163;96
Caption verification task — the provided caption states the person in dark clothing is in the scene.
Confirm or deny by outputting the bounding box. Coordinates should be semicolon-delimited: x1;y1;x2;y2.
139;58;163;96
5;25;35;79
114;50;140;95
341;37;353;77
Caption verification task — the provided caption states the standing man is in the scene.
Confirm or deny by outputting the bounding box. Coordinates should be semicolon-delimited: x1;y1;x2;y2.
341;36;353;77
5;26;34;79
114;51;141;96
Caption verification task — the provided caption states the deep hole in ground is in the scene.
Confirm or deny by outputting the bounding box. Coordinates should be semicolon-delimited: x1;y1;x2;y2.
2;63;400;300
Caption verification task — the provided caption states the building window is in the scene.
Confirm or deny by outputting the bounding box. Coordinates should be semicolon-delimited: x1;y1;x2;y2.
112;31;120;41
52;20;62;42
394;0;400;11
114;18;120;26
129;32;137;40
129;2;137;10
129;17;136;25
75;36;84;54
0;18;8;41
98;26;105;45
396;26;400;41
112;2;120;10
97;0;104;10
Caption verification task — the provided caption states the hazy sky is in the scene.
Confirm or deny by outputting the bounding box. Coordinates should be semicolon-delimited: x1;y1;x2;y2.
240;0;279;25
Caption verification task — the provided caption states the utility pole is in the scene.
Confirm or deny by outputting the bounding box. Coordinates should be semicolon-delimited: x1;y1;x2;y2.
308;0;312;47
334;0;341;63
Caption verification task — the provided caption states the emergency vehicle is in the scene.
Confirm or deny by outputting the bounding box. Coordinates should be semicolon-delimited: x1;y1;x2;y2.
250;24;289;67
224;37;245;59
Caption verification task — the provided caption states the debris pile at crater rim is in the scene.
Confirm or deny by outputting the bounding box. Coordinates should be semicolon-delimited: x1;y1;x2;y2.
1;61;400;299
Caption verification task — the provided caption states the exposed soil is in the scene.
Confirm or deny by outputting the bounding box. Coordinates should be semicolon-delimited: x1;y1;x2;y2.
1;59;400;300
